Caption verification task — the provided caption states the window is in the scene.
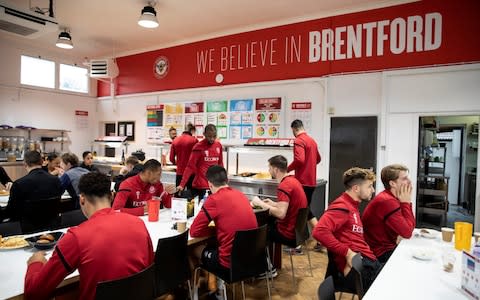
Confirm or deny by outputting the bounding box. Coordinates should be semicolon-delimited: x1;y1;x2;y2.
20;55;55;88
59;64;89;93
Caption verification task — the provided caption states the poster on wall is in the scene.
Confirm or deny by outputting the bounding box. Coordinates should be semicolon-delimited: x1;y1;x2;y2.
229;99;253;140
255;97;282;138
290;102;312;132
75;110;89;130
146;104;164;143
184;102;205;137
164;103;184;134
206;100;228;139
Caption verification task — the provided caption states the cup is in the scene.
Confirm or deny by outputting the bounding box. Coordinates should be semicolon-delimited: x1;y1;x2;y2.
177;221;187;233
147;199;161;222
441;227;454;242
454;222;473;251
474;232;480;243
442;250;456;273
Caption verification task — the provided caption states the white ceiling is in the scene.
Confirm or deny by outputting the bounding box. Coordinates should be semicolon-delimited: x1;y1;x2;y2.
0;0;416;63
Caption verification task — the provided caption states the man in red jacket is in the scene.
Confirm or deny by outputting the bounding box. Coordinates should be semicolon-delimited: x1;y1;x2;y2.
177;124;223;200
113;159;176;216
313;167;382;293
169;123;198;188
362;164;415;263
190;165;257;299
24;172;154;300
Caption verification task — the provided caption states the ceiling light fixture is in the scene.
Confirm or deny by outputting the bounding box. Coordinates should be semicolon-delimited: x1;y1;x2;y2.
56;30;73;49
138;3;159;28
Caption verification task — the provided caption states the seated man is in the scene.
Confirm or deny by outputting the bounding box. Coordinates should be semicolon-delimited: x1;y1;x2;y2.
113;159;176;216
113;156;144;192
24;172;154;300
362;164;415;263
59;152;90;208
313;167;382;293
79;151;100;172
42;152;62;176
3;150;63;232
251;155;307;248
190;165;258;298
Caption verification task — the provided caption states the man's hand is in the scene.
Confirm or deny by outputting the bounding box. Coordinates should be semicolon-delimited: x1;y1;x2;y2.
176;186;184;193
164;184;177;195
251;196;264;207
344;249;357;276
397;183;412;203
119;166;129;175
5;182;12;191
27;251;47;265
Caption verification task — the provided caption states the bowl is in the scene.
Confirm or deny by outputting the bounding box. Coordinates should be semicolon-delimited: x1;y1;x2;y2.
26;232;63;250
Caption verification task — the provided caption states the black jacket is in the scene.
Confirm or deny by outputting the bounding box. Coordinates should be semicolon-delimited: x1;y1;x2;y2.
0;166;12;186
114;164;144;192
80;162;100;173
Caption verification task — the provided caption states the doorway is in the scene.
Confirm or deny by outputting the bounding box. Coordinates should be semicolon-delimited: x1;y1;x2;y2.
417;116;478;229
329;116;378;210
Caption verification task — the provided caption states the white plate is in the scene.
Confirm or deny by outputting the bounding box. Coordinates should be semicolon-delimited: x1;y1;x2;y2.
0;235;29;250
412;249;434;261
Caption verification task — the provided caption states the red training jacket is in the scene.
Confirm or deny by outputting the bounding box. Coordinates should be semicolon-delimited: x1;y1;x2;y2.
113;174;172;216
276;175;308;240
313;193;376;272
287;132;321;187
180;139;223;189
190;187;257;268
362;190;415;258
24;208;154;300
169;131;198;175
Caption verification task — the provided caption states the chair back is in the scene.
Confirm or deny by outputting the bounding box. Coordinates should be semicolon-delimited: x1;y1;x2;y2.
230;224;269;282
325;251;356;294
20;196;61;234
351;253;365;299
317;276;335;300
57;209;87;229
95;264;155;300
0;221;22;236
154;229;190;297
254;209;269;226
294;207;310;246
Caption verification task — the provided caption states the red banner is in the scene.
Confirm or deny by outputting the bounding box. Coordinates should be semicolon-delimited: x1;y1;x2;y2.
292;102;312;109
75;110;88;116
98;0;480;97
256;98;282;110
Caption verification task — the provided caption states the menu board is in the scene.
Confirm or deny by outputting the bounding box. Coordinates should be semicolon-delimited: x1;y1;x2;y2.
164;103;184;133
206;100;228;139
146;104;164;143
290;102;312;132
255;97;282;138
229;99;254;140
184;102;205;138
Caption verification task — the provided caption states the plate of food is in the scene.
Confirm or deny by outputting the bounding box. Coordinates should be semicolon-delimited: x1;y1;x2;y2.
412;248;435;261
419;228;436;239
26;232;63;250
0;235;29;250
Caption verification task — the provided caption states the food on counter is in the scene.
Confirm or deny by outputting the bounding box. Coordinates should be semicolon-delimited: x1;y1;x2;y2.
39;234;55;242
238;172;256;177
0;235;28;248
36;239;51;244
252;172;271;179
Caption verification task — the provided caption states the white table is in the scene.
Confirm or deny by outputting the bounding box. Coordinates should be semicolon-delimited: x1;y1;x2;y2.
0;191;72;208
0;209;204;300
363;228;473;300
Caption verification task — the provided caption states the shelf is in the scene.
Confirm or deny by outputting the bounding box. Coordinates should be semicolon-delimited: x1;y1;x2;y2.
418;188;447;197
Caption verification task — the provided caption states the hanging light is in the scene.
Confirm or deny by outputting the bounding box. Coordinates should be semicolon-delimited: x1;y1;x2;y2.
56;30;73;49
138;4;159;28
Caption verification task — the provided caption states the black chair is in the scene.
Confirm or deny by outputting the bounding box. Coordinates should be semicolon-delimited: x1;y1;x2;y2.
194;225;272;300
325;251;363;300
282;207;313;289
154;229;192;299
317;276;335;300
20;196;61;234
56;209;87;229
351;254;365;300
0;221;22;236
255;208;269;226
95;264;155;300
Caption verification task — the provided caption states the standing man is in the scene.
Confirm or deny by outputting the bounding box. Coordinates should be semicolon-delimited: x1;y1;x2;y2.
287;120;321;227
24;172;154;300
313;167;381;293
177;124;223;200
59;153;90;209
168;127;177;141
362;164;415;263
2;150;62;232
113;159;176;216
169;123;198;188
190;165;258;299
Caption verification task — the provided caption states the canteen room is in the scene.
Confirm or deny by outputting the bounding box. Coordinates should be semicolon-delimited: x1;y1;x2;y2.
0;0;480;299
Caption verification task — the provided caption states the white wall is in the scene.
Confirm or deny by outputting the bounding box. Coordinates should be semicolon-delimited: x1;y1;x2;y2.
0;37;98;156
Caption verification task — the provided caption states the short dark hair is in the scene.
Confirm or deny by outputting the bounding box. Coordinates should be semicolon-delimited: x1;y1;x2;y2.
24;150;42;167
268;155;288;172
46;152;58;162
291;119;304;130
169;127;176;133
78;172;111;203
381;164;409;189
82;151;92;159
343;167;376;189
125;156;140;166
142;159;162;172
61;153;79;167
186;123;195;133
206;165;228;186
204;124;217;135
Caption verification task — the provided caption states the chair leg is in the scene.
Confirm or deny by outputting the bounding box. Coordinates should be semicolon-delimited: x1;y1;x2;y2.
187;279;193;300
193;267;201;300
289;252;296;289
222;282;228;300
264;274;272;300
266;247;274;288
241;281;246;300
306;245;313;277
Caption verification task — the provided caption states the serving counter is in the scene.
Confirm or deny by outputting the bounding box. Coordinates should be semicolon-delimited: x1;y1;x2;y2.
0;161;27;182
